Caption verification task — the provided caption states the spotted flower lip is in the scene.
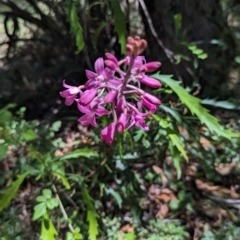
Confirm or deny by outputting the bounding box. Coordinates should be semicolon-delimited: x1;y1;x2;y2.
60;36;162;144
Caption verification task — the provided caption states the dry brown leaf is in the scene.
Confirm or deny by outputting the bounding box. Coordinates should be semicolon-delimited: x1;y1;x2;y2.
156;188;177;203
195;179;240;197
156;203;169;219
120;224;134;233
200;137;213;148
152;165;168;187
215;162;236;176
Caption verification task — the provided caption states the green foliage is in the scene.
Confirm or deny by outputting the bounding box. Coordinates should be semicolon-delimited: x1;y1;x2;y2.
201;223;240;240
153;73;239;139
59;148;99;160
109;0;126;54
40;213;58;240
101;218;189;239
1;1;240;240
66;0;85;52
33;189;59;220
81;184;99;240
0;171;30;211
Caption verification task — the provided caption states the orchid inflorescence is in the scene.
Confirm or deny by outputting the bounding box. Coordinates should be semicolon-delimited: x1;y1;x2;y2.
60;36;162;144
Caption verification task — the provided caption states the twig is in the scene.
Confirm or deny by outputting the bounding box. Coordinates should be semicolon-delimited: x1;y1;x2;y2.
138;0;184;82
52;184;74;233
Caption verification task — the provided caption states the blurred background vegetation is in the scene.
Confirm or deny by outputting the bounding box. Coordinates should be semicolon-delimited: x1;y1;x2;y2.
0;0;240;239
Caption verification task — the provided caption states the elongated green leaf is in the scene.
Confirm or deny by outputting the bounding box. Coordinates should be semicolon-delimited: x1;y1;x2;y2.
0;144;8;161
52;171;71;190
169;143;182;179
81;184;98;240
21;129;36;141
201;98;240;110
0;110;12;123
0;171;30;211
40;213;58;240
160;105;182;123
60;148;99;160
105;187;122;208
153;74;240;139
66;0;84;52
110;0;126;54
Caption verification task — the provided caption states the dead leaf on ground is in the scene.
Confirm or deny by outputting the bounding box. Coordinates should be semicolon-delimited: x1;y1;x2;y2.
200;137;213;148
121;224;134;233
152;165;168;187
215;162;236;176
195;179;240;198
156;203;169;219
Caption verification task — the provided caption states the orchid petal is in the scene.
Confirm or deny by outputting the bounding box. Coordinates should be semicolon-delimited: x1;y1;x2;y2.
94;58;104;74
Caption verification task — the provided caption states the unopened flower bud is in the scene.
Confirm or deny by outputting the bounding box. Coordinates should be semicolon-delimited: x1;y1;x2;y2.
139;62;161;72
105;60;117;70
105;53;118;65
142;97;157;113
117;113;127;133
142;93;161;105
101;123;116;144
139;76;162;88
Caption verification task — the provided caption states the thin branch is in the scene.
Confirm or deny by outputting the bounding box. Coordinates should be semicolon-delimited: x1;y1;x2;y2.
52;184;74;233
138;0;184;82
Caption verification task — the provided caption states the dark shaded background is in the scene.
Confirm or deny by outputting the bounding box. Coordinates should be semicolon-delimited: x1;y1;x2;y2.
0;0;239;121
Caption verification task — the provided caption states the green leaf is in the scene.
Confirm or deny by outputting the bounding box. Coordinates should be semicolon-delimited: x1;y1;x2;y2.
169;142;182;179
125;232;136;240
160;105;182;123
0;144;8;161
43;189;52;198
187;45;197;51
81;184;98;240
105;187;122;208
169;199;181;210
33;202;47;221
110;0;126;54
0;110;13;123
66;227;83;240
36;195;47;202
66;1;84;52
50;121;62;132
40;213;58;240
192;49;203;55
0;171;30;211
201;98;240;110
153;74;240;139
234;56;240;64
152;115;188;161
60;148;99;160
21;129;36;141
46;198;59;210
198;53;208;59
52;171;71;190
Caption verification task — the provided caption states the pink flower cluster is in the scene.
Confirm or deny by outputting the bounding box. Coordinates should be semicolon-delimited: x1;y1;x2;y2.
60;36;162;144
